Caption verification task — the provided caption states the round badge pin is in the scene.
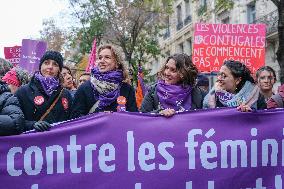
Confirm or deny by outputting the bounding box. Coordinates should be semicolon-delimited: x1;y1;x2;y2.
62;98;69;110
34;96;44;106
117;96;126;105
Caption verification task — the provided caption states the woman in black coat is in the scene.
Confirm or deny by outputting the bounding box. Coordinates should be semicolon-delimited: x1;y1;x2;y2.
140;53;205;117
71;45;138;119
0;81;24;136
15;51;73;132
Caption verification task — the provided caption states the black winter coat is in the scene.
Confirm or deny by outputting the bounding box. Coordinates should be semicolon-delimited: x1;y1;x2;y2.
140;84;205;113
71;80;138;119
15;76;73;132
0;82;24;136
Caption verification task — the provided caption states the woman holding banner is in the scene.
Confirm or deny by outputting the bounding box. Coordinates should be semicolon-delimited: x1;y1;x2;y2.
203;60;266;111
140;53;205;117
255;66;276;102
71;45;138;118
15;51;73;132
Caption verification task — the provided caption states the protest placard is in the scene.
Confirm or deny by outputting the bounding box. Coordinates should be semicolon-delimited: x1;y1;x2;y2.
19;39;47;73
4;46;21;66
193;23;266;73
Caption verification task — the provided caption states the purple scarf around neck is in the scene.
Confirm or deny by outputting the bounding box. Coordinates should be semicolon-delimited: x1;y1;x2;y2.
156;80;192;111
91;68;123;110
34;72;60;96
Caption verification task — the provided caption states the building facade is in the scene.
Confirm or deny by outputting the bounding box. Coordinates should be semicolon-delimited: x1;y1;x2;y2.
148;0;280;86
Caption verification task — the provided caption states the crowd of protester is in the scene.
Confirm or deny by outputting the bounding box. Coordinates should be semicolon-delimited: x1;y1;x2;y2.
0;45;283;136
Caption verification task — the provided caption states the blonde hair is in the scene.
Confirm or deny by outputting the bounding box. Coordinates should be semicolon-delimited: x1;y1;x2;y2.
98;45;130;83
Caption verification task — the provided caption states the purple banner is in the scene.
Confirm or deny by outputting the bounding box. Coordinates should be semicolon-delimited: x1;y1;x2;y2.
19;39;47;74
0;108;284;189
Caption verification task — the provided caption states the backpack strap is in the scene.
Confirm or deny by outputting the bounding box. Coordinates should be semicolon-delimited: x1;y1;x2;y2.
271;94;284;108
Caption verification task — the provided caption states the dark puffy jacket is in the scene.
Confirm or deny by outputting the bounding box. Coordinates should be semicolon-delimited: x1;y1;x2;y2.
0;82;24;136
71;80;138;119
15;76;73;132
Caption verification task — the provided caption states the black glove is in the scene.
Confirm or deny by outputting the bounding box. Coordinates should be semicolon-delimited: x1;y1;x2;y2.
33;121;51;132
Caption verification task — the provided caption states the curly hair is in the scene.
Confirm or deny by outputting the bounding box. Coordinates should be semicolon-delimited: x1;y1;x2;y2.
62;65;72;75
0;58;13;80
158;53;198;87
14;67;30;86
98;45;129;82
223;60;255;92
256;66;276;81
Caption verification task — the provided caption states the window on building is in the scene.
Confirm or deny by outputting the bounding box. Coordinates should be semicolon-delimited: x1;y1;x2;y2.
163;16;170;39
185;38;192;55
185;0;191;15
177;4;182;24
177;42;184;53
198;0;207;16
247;3;256;24
184;0;192;25
221;17;230;24
176;4;184;30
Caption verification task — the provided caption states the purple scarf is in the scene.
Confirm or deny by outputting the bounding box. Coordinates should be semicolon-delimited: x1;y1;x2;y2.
34;72;60;96
90;68;123;110
156;80;192;111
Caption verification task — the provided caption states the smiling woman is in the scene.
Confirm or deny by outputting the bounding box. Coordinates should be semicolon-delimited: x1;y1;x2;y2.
140;53;205;117
203;60;267;111
15;51;73;133
70;45;138;118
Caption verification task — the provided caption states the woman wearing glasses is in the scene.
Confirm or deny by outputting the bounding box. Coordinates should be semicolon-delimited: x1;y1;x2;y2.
203;60;266;111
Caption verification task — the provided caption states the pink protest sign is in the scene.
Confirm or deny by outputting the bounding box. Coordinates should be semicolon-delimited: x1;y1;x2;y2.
192;23;266;73
4;46;21;66
86;38;96;72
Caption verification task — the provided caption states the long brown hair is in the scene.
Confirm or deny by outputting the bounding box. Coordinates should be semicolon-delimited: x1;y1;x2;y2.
158;53;198;87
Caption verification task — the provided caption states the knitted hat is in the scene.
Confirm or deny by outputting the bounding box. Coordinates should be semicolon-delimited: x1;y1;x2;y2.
2;69;20;87
196;74;209;87
39;50;64;71
2;67;30;87
0;58;13;80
